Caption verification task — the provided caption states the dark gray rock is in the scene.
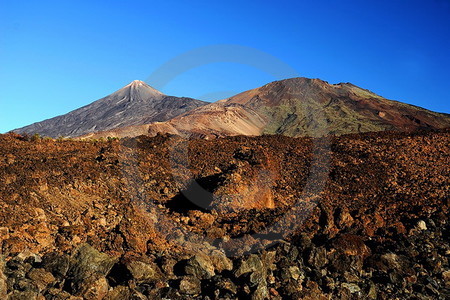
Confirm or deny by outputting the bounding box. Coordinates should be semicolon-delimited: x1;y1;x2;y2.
41;252;70;278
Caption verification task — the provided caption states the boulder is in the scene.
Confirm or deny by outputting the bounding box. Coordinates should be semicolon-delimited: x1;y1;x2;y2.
341;282;361;293
75;272;109;300
235;254;263;278
179;275;201;295
41;252;70;278
126;260;163;283
66;244;117;295
184;254;215;279
68;244;117;278
208;250;233;273
332;234;371;257
7;290;39;300
26;268;55;291
307;246;328;269
104;286;132;300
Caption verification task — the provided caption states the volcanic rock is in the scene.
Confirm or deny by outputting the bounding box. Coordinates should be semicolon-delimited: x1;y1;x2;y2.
0;129;449;299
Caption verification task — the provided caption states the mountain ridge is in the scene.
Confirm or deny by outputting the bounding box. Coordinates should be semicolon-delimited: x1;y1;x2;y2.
81;77;450;139
14;77;450;139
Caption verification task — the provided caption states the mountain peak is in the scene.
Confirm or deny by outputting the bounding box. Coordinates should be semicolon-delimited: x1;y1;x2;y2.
124;80;164;96
13;80;207;138
129;80;147;86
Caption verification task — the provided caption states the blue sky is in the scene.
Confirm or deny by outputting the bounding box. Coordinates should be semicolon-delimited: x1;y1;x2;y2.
1;0;449;133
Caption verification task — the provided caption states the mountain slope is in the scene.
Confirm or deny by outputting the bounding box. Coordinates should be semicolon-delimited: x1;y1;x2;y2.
83;78;450;139
13;80;208;138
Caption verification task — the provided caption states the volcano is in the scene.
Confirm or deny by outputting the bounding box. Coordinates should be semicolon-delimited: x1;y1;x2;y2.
13;80;208;138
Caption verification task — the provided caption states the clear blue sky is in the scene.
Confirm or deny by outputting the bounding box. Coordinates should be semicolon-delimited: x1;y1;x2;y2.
1;0;449;133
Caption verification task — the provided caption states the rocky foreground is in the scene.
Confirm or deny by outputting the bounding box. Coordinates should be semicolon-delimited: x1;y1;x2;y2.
0;130;449;299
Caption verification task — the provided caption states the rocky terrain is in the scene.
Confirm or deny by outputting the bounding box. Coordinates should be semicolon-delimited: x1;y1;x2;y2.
0;129;449;299
82;78;450;139
13;80;207;138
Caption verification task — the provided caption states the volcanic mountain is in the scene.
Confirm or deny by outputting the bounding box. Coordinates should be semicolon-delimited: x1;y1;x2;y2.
82;78;450;139
13;80;208;138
